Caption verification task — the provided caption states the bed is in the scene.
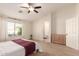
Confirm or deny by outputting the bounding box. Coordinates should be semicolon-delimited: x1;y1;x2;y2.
0;38;40;56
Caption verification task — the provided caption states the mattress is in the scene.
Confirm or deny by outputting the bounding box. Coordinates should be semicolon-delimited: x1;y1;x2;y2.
0;41;25;56
0;39;42;56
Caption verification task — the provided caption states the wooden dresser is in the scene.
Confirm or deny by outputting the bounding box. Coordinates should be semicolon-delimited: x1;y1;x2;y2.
52;34;66;45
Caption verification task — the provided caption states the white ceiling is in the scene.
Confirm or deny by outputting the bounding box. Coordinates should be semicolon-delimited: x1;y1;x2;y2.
0;3;76;21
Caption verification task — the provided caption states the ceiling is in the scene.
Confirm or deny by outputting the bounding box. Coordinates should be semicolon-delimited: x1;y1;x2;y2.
0;3;76;21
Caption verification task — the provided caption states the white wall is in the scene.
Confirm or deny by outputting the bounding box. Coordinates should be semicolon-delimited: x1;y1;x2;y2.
22;21;32;39
32;14;51;42
0;17;4;41
32;4;77;44
51;4;77;34
76;4;79;49
51;4;79;50
0;17;32;41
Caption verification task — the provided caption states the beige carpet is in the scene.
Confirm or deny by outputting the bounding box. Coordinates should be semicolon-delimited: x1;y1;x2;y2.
31;52;51;56
30;40;79;56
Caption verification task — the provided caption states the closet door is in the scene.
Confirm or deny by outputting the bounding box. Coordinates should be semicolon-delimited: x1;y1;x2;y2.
66;17;78;49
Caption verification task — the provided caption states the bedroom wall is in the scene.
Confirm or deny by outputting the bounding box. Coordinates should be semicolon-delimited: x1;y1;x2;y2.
0;17;32;41
51;4;79;49
32;14;51;42
22;21;32;39
51;4;77;34
76;4;79;49
32;4;77;44
0;16;3;41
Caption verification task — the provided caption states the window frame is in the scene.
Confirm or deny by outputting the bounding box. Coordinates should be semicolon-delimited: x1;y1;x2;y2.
7;21;23;36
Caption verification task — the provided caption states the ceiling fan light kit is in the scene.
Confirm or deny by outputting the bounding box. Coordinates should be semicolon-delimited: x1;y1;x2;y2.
29;6;34;11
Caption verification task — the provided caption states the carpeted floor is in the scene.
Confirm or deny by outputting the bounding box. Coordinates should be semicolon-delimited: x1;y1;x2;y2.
31;52;51;56
30;40;79;56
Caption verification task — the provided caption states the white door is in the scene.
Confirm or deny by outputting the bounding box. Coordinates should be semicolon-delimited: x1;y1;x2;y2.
66;17;78;49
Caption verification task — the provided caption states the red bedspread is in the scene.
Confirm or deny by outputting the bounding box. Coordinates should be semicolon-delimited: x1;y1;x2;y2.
12;39;36;56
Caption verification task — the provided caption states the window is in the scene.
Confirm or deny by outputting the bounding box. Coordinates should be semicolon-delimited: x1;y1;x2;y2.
15;23;22;36
7;22;22;36
7;22;15;36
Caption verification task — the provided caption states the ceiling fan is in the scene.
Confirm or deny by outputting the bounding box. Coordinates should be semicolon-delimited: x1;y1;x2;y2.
19;3;42;13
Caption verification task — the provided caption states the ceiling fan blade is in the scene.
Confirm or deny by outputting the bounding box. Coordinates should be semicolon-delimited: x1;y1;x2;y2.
28;10;30;13
34;6;41;9
20;6;28;9
34;10;39;13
